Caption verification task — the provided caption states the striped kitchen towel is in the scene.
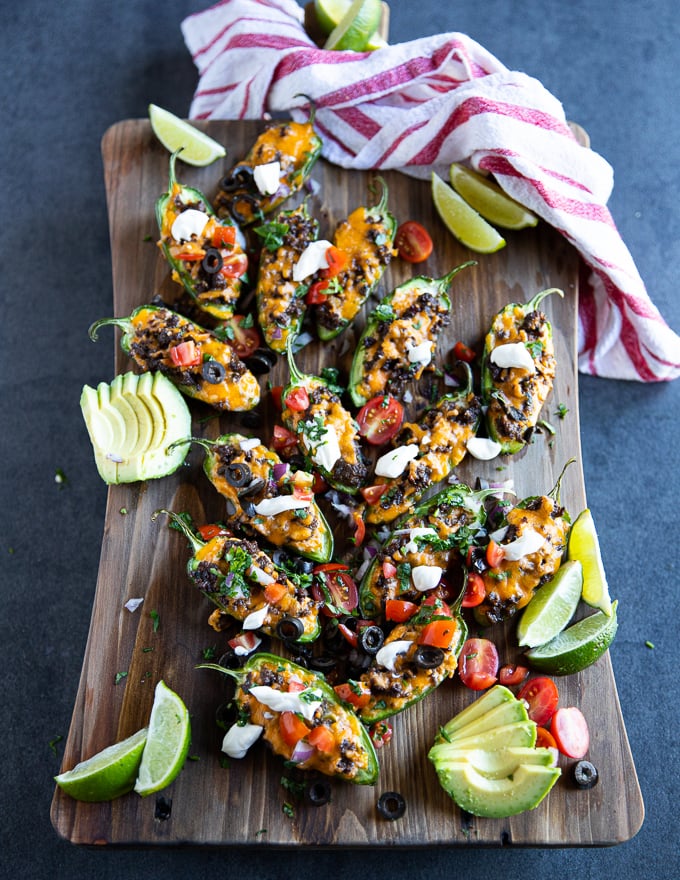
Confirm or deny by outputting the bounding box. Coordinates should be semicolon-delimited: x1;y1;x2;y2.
182;0;680;381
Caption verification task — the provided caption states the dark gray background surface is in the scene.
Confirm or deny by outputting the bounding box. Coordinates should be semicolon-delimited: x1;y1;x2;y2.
2;0;679;877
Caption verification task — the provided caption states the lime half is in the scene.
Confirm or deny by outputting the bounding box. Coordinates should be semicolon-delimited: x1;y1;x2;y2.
55;727;148;802
432;172;506;254
324;0;382;51
517;560;583;648
449;163;539;230
568;508;613;615
149;104;226;167
134;680;191;797
525;601;618;675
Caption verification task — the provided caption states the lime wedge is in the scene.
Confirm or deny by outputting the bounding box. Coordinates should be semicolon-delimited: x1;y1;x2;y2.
324;0;382;51
315;0;351;33
149;104;226;167
525;601;618;675
516;560;583;648
568;508;613;615
431;172;506;254
54;727;148;802
449;163;539;230
134;680;191;797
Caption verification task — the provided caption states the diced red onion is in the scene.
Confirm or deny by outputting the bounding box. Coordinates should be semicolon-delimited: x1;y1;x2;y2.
271;326;283;339
291;739;315;764
272;462;289;481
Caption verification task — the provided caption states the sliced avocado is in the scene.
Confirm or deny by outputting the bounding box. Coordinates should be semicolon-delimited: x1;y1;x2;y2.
430;746;557;780
80;371;191;483
435;761;561;818
444;698;530;744
437;685;517;742
431;720;537;756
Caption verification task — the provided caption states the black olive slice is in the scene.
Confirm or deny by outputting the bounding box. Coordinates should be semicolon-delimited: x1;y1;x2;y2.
305;779;332;807
572;760;599;789
413;645;445;669
359;625;384;655
201;247;224;274
244;349;277;375
238;477;266;498
241;411;263;429
201;360;227;383
214;699;239;729
224;462;252;487
276;616;305;642
308;654;337;673
377;791;406;821
228;192;263;225
220;165;256;193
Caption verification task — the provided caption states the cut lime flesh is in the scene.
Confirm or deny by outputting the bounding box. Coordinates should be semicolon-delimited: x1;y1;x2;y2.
55;728;148;802
517;559;583;648
525;601;618;675
149;104;226;167
323;0;382;51
568;508;613;615
432;172;506;253
449;163;538;230
134;680;191;796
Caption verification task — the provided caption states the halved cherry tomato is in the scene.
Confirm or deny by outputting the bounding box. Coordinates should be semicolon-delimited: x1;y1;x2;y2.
216;314;261;359
356;395;404;445
457;638;499;690
384;598;419;622
176;251;204;262
263;581;288;604
220;252;249;278
499;664;529;686
270;385;284;411
212;225;237;248
279;711;311;748
312;565;359;617
550;707;590;759
271;425;298;454
369;720;393;748
334;682;372;709
517;677;559;726
535;726;558;750
486;540;505;568
382;560;397;579
453;340;477;363
312;472;328;494
461;572;486;607
305;279;329;304
169;340;201;367
361;484;388;505
306;724;335;754
352;511;366;547
324;245;348;277
394;220;433;263
198;523;224;541
284;386;310;412
419;618;456;649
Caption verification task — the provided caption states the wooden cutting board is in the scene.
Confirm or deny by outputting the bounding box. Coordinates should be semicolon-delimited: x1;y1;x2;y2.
51;119;644;847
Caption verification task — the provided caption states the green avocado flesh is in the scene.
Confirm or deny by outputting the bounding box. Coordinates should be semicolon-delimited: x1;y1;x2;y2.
440;695;529;743
80;371;191;483
437;685;516;739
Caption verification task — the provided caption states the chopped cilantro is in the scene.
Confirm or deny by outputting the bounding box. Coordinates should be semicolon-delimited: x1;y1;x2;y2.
114;671;128;685
374;303;396;322
150;609;160;632
253;221;289;251
48;735;64;756
555;403;569;419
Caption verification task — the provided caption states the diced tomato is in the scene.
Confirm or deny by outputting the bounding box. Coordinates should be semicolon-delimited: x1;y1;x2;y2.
517;677;559;726
361;484;388;505
279;711;311;748
382;560;397;579
307;724;335;754
352;511;366;547
169;340;201;368
284;386;310;412
535;726;558;750
227;631;260;654
422;594;452;617
550;707;590;759
212;225;237;248
312;563;350;574
334;682;371;709
337;621;358;648
385;598;419;622
287;678;306;693
394;221;433;263
263;580;288;604
369;720;393;748
305;280;329;304
457;638;499;690
453;340;477;363
198;523;224;541
271;425;298;453
499;664;529;686
486;540;505;568
292;484;314;502
461;572;486;607
270;385;284;411
324;245;348;277
419;618;456;649
356;395;404;445
176;251;204;262
217;314;261;359
220;252;249;278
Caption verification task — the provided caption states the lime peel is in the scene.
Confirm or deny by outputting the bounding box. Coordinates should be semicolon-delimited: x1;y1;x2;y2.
525;601;619;676
431;172;506;254
54;727;148;802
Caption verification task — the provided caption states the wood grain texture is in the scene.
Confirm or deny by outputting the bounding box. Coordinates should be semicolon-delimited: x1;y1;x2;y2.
51;119;643;847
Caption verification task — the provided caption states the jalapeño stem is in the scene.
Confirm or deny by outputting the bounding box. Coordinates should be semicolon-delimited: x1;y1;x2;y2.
152;508;205;554
548;457;576;505
196;662;245;684
436;260;477;294
525;287;564;313
88;316;133;342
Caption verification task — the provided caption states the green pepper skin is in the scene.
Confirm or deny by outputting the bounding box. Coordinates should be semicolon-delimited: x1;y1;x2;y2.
200;653;380;785
193;432;334;564
280;343;369;495
481;287;563;454
316;177;397;341
156;511;321;643
348;261;476;407
155;151;247;321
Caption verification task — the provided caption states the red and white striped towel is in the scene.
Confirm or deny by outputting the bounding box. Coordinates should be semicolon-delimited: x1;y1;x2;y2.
182;0;680;381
